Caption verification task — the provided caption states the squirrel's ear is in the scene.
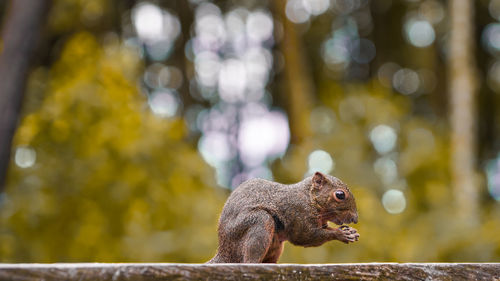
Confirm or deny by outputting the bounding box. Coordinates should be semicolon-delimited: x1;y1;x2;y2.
312;172;326;188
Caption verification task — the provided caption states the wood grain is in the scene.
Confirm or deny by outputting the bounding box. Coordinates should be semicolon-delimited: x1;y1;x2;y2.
0;263;498;281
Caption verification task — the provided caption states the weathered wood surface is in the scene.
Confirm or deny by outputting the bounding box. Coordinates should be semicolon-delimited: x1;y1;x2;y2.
0;263;499;281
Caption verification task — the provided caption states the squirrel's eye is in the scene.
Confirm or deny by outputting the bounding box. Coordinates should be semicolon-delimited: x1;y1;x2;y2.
335;190;346;200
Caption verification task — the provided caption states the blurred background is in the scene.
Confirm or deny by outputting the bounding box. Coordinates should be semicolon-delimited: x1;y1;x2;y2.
0;0;499;263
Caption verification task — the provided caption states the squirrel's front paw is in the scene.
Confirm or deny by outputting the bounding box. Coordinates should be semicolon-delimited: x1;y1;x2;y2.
337;225;359;244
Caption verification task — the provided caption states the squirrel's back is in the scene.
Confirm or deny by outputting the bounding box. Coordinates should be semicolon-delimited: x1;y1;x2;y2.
219;178;282;219
230;178;281;200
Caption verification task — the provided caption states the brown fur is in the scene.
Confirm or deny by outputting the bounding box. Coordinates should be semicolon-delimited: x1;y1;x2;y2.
208;172;359;263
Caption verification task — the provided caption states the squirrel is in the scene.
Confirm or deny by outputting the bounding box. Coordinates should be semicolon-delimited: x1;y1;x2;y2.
207;171;359;263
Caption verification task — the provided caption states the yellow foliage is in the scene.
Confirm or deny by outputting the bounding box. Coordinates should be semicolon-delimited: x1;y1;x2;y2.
1;32;224;262
2;0;499;263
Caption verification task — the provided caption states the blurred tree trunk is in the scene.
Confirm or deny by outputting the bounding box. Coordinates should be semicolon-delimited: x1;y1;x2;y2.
0;0;51;192
173;0;195;110
448;0;478;221
272;0;314;144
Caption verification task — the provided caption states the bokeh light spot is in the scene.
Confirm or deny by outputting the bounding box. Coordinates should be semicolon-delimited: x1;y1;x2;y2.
238;110;290;167
132;3;180;45
486;154;500;201
374;157;398;185
198;132;236;167
133;3;164;42
225;8;247;39
382;189;406;214
286;0;310;24
195;51;221;88
404;19;435;48
195;3;226;50
303;0;330;16
148;90;180;118
370;125;397;154
246;10;274;43
322;37;350;66
392;68;420;95
307;150;335;175
482;23;500;55
15;146;36;168
218;59;247;103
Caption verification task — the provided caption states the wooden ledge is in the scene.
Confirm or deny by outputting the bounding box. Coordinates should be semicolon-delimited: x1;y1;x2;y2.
0;263;499;280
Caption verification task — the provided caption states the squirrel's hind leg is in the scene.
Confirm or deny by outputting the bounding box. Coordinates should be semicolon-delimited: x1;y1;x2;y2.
241;210;275;263
262;234;284;263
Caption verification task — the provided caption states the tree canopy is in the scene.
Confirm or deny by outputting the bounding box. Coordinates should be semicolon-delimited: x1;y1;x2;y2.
1;0;500;263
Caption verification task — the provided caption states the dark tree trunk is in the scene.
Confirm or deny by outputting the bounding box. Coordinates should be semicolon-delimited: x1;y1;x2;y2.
0;0;51;192
173;0;195;110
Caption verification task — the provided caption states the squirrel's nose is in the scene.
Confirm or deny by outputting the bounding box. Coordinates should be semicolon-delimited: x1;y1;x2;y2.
352;213;358;224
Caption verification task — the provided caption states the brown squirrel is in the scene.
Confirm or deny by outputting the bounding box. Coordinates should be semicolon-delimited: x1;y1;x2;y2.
208;172;359;263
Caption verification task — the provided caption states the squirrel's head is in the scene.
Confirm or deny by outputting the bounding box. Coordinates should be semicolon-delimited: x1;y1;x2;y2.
310;172;358;225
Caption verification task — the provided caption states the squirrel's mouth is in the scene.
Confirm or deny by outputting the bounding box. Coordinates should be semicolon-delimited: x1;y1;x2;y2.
321;211;358;227
329;214;358;225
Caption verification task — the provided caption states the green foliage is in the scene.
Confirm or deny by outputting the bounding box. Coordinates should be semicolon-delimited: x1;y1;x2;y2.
0;32;224;262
